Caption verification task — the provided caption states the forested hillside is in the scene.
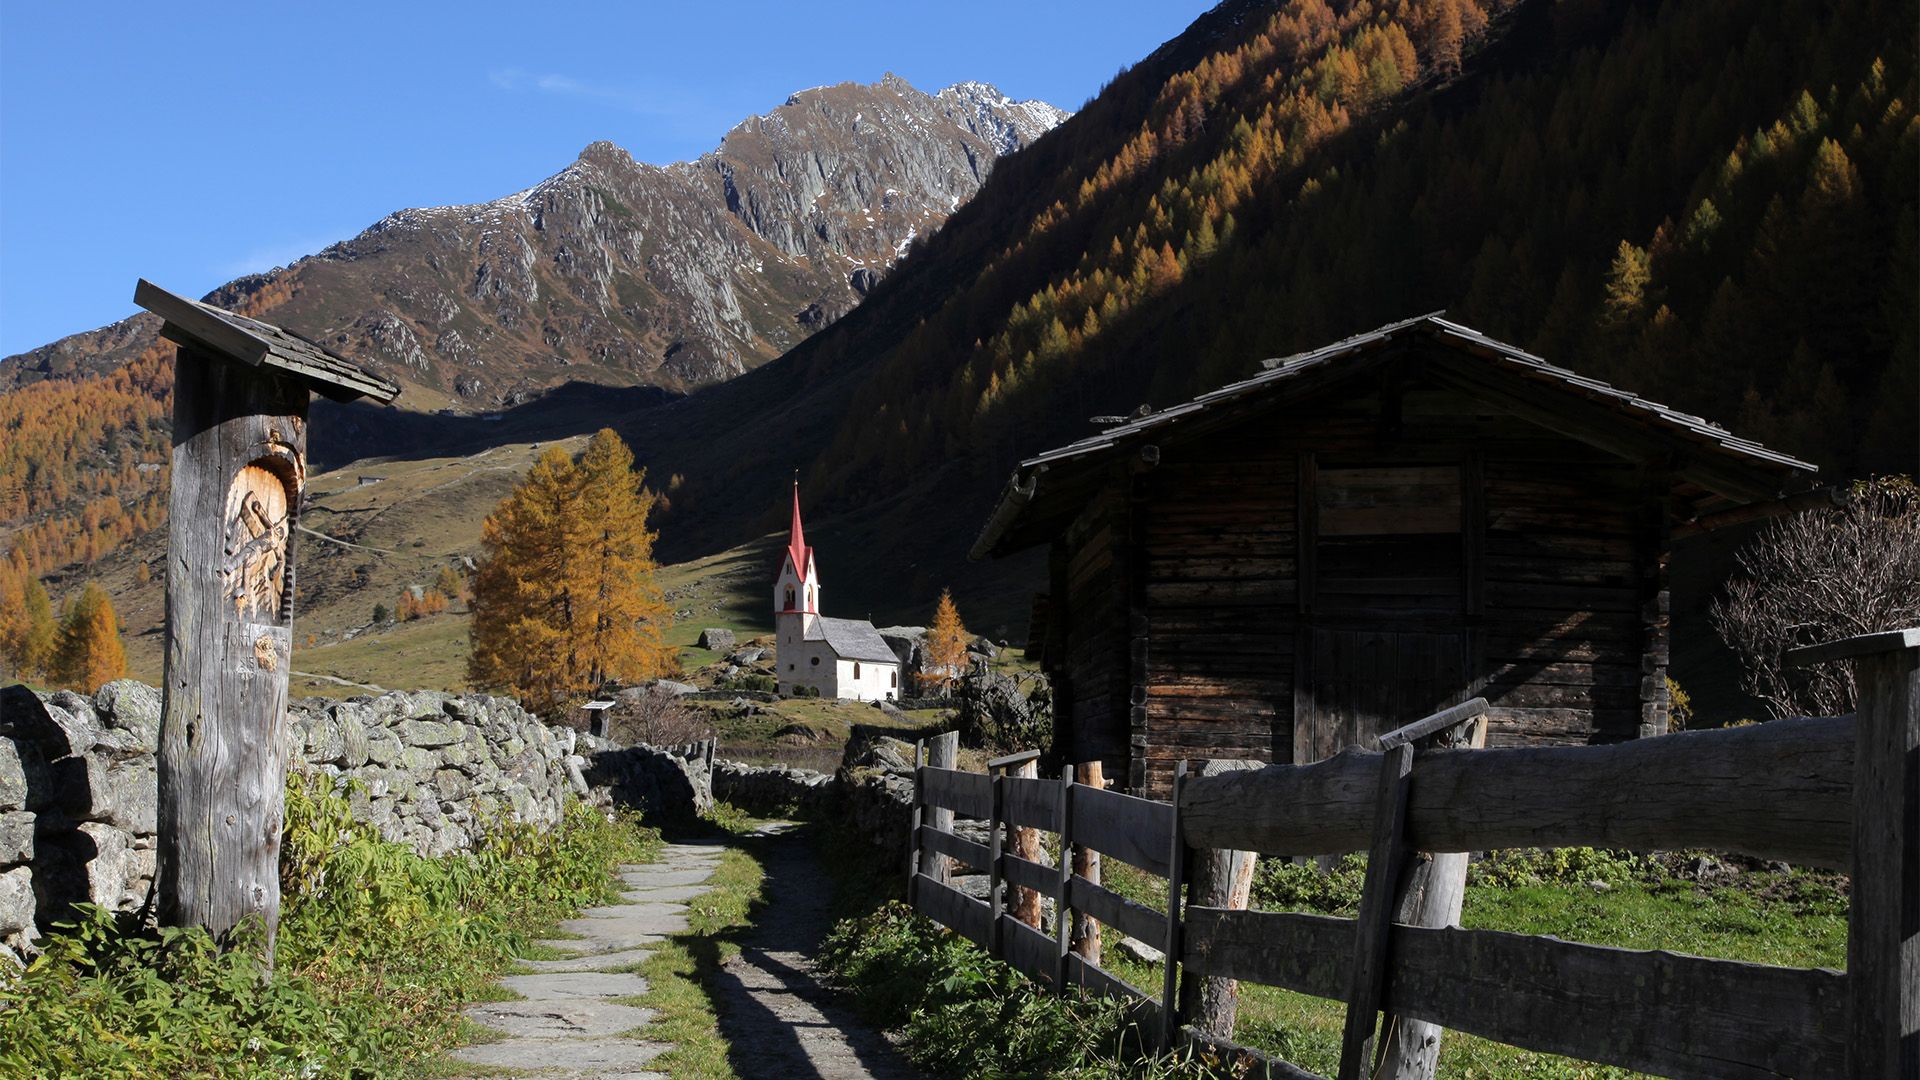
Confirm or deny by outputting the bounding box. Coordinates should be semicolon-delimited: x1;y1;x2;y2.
632;0;1915;620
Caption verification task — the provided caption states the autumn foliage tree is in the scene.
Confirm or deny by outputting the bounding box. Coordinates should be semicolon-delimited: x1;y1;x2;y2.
468;429;674;712
920;588;972;693
50;582;127;693
0;562;57;682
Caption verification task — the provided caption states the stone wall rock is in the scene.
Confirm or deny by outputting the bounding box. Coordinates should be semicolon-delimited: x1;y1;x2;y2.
0;681;715;964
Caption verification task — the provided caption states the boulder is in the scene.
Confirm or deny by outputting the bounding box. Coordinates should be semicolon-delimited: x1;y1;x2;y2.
398;719;461;748
696;628;736;653
0;812;33;864
0;866;33;936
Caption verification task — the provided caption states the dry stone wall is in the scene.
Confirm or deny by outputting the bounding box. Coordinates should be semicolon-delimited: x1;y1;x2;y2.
0;681;711;963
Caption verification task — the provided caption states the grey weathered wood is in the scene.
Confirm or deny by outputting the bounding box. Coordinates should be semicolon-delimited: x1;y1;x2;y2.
1181;907;1352;998
1001;772;1060;830
909;742;926;906
1799;631;1919;1079
921;764;990;819
1007;758;1047;930
1178;760;1260;1039
1377;712;1488;1079
1177;1026;1331;1080
916;826;992;873
926;732;958;887
1160;762;1188;1050
156;343;309;964
1337;742;1413;1080
1066;952;1161;1031
1070;781;1175;876
988;767;1007;956
1071;761;1105;963
986;748;1043;771
1375;698;1486;750
1001;914;1058;985
1180;715;1854;867
1001;851;1056;897
1053;767;1074;988
1069;876;1168;945
911;873;990;948
137;279;399;403
1384;925;1851;1078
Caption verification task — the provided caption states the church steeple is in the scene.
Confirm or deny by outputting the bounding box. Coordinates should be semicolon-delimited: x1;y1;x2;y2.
776;480;819;616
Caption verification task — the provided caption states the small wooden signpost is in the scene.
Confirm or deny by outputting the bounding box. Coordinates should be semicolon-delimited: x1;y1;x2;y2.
134;280;398;962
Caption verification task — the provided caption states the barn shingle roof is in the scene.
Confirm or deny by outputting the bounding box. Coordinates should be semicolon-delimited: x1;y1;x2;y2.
807;617;901;664
971;314;1817;559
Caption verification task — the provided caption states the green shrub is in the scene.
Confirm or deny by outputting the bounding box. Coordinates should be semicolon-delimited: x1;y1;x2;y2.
0;773;659;1078
820;901;1147;1076
1469;847;1652;890
1251;854;1368;915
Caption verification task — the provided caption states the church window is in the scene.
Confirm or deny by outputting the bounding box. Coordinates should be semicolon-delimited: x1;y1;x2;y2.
810;656;820;666
854;662;862;679
890;670;897;688
784;586;795;609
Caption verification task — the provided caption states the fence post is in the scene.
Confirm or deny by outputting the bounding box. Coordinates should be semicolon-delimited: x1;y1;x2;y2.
1011;756;1045;928
908;739;927;907
926;731;958;887
1177;760;1260;1040
989;761;1007;959
1160;761;1189;1051
1337;742;1415;1080
1377;709;1490;1079
1787;628;1919;1080
1071;760;1105;965
1053;764;1074;990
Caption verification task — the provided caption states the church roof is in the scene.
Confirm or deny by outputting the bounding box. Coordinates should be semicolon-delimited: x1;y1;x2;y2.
806;617;900;664
786;481;815;579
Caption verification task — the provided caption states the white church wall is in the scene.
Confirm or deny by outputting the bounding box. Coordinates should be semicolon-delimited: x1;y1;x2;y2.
835;658;900;702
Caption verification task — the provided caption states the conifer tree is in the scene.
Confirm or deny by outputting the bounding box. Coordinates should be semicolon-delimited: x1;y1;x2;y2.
1;572;59;681
921;588;972;693
469;430;673;711
51;582;126;692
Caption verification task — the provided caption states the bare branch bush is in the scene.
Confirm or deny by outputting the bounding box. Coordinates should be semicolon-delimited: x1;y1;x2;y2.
1711;476;1920;719
609;686;715;747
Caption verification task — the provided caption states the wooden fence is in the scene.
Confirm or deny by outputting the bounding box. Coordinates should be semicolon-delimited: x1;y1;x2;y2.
906;628;1919;1080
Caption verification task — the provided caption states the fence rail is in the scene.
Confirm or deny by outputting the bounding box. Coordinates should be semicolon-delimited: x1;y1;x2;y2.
905;628;1918;1080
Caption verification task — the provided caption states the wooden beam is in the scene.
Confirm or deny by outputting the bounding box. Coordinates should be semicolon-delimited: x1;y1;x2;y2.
926;732;959;887
1177;759;1261;1039
1791;630;1920;1078
1180;715;1854;867
1069;781;1175;876
921;762;989;819
1070;760;1105;964
1337;743;1414;1079
1376;698;1487;750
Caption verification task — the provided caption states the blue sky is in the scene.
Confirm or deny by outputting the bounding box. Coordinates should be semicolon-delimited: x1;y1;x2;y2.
0;2;1213;357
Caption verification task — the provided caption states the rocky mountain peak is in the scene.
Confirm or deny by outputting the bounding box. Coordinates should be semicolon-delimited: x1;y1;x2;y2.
3;76;1070;407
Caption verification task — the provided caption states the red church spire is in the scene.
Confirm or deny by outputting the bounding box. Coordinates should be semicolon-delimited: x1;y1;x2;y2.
787;479;812;582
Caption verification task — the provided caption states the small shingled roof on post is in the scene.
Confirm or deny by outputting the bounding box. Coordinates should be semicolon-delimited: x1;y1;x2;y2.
133;279;397;971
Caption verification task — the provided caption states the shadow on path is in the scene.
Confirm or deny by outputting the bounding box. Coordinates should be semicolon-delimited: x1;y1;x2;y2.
701;822;923;1080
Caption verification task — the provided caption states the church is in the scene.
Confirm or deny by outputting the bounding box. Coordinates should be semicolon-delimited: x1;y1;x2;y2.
774;484;902;701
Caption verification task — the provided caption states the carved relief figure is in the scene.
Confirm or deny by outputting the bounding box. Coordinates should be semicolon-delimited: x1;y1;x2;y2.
223;464;291;622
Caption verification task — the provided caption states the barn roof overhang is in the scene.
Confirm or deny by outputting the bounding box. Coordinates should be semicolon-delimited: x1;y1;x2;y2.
134;279;402;404
970;314;1818;560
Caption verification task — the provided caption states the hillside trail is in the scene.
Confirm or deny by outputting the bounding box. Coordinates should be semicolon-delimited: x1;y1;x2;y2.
448;823;922;1080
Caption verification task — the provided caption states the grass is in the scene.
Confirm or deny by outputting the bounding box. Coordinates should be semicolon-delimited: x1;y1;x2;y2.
1089;851;1848;1078
629;810;772;1080
1;776;661;1079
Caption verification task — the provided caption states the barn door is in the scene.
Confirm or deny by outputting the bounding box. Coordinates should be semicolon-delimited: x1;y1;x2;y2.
1293;460;1480;763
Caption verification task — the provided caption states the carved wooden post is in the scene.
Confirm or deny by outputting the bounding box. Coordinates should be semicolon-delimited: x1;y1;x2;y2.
1070;759;1104;962
1787;629;1919;1080
1177;759;1260;1037
136;280;397;964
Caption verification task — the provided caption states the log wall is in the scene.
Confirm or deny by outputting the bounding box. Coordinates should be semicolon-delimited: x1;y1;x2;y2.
1055;371;1673;797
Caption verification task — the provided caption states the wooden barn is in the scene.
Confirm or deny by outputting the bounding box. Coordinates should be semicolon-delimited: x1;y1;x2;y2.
970;315;1818;797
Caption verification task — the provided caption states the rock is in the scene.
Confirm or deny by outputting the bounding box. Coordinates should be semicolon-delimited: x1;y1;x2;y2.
0;743;24;812
1587;879;1613;893
726;647;766;665
654;680;699;697
398;719;460;748
1117;936;1164;965
434;769;474;803
0;812;33;864
696;628;736;653
0;866;33;936
970;637;1000;660
77;822;133;909
93;681;161;752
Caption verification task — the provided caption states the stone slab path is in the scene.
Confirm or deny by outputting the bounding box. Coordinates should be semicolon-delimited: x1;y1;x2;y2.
450;841;725;1079
449;827;924;1080
708;823;922;1079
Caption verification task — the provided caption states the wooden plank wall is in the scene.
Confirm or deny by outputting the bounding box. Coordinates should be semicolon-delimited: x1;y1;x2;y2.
1136;442;1297;797
1056;371;1673;794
